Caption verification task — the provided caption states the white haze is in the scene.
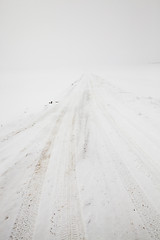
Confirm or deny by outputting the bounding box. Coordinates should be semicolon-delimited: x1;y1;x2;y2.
0;0;160;122
1;1;160;239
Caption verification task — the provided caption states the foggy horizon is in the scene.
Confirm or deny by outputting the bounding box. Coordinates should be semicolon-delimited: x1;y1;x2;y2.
1;0;160;73
0;0;160;124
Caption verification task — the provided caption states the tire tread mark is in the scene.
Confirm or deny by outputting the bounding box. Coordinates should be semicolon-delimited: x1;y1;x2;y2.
89;80;160;240
9;109;66;240
49;112;86;240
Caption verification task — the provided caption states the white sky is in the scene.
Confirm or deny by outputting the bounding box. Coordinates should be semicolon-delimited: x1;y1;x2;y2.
0;0;160;72
0;0;160;123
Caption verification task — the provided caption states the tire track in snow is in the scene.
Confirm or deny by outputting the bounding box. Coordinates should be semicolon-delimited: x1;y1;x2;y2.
94;85;160;194
89;80;160;240
49;103;86;239
9;109;66;240
104;138;160;240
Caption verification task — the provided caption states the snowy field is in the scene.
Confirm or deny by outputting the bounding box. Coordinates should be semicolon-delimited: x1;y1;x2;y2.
0;67;160;240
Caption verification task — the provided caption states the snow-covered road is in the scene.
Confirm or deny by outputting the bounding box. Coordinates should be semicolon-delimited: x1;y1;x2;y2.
1;75;160;240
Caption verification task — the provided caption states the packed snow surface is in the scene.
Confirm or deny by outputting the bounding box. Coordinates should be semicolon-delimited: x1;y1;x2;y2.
0;74;160;240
